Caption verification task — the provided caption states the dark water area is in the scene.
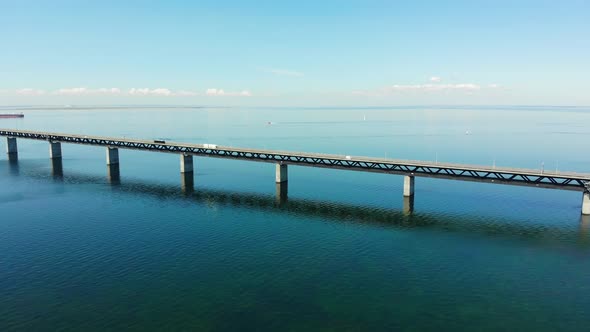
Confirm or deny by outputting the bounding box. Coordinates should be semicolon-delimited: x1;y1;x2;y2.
1;107;590;331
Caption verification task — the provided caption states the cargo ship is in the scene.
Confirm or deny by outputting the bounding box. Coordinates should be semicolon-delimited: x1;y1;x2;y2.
0;113;24;118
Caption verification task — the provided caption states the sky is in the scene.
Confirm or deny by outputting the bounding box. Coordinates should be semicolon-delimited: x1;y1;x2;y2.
0;0;588;106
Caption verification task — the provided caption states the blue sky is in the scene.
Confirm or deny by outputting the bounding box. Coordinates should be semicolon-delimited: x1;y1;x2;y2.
0;0;588;106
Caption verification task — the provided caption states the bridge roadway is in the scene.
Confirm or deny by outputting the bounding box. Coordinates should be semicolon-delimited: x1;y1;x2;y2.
2;128;590;190
1;128;590;215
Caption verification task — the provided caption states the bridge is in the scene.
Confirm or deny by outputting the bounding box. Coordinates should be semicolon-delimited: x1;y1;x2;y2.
2;128;589;215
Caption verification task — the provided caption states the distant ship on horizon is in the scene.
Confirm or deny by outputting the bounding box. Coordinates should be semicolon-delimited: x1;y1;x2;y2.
0;113;24;118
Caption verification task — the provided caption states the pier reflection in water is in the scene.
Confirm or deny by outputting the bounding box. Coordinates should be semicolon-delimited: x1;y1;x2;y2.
180;172;194;195
7;152;17;163
7;156;18;176
4;158;590;248
580;214;590;240
51;158;63;179
275;182;288;206
107;164;121;185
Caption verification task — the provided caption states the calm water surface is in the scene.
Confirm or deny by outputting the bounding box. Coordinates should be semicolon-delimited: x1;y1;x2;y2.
1;106;590;331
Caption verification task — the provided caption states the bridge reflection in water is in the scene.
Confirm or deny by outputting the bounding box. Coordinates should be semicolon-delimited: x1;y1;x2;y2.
4;158;590;248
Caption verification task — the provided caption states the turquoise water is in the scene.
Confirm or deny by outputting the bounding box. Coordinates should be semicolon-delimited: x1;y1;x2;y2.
1;106;590;331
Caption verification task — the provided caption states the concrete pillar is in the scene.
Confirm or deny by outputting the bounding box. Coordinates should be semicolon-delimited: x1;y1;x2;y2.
180;154;193;173
276;182;288;206
107;164;120;185
49;142;62;159
6;137;17;155
583;191;590;215
7;137;18;162
403;195;414;215
276;164;288;183
106;147;119;165
403;175;415;197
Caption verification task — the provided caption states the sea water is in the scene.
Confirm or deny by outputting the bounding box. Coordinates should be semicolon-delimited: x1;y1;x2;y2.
1;106;589;331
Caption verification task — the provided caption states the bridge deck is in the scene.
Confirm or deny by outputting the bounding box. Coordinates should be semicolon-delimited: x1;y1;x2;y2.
2;128;589;191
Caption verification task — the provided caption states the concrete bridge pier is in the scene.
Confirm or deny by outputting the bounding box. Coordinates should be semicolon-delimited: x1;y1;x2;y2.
101;146;121;183
403;195;415;215
106;147;119;165
276;164;288;183
180;154;194;193
180;154;193;173
6;137;17;159
583;191;590;215
6;137;17;161
276;182;288;206
49;141;62;159
403;175;415;197
180;154;195;194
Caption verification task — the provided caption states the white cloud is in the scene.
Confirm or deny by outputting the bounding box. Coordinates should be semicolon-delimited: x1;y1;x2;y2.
263;68;304;77
128;88;175;96
206;88;223;96
206;88;251;97
4;87;253;97
128;88;212;96
64;88;200;97
16;88;46;96
488;84;500;88
128;88;149;95
74;88;248;97
391;83;481;91
430;76;442;82
54;87;122;95
353;83;487;96
56;87;88;95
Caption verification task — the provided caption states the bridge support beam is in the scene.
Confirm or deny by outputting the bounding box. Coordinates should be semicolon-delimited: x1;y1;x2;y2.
49;142;62;159
6;137;17;160
583;191;590;215
6;137;17;154
106;147;119;165
180;154;193;173
276;164;288;183
403;175;415;197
